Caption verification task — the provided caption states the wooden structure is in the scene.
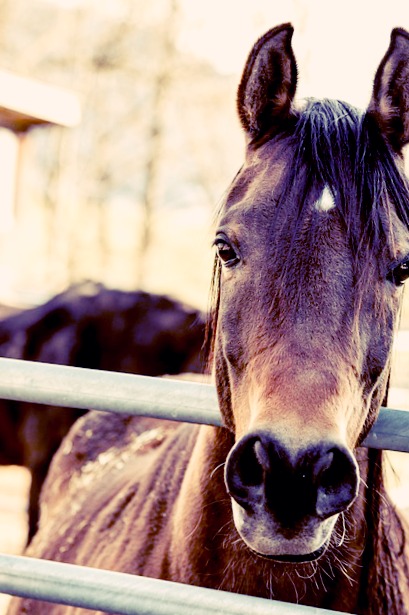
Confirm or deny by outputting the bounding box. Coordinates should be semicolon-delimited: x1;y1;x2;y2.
0;69;80;233
0;69;80;132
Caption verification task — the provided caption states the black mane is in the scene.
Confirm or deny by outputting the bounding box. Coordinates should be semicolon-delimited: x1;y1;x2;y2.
279;98;409;260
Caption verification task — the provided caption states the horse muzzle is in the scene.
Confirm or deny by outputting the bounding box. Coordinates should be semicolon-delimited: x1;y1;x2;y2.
224;430;359;561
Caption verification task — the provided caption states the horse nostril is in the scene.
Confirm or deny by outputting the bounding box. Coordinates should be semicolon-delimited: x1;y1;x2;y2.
224;435;264;505
314;446;359;518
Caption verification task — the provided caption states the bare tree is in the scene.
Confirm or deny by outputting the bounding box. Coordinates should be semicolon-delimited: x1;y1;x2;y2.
137;0;179;285
0;0;235;304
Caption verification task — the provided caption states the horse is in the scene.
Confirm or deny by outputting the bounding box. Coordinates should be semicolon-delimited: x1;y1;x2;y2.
0;282;204;541
8;24;409;615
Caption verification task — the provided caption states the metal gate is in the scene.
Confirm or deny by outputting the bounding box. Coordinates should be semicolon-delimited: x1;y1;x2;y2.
0;357;408;614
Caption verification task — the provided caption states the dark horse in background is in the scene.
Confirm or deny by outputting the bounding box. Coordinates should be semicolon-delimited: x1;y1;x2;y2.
0;282;205;541
9;25;409;615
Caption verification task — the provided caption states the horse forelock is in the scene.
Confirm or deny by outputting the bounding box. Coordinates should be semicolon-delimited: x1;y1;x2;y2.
274;100;409;307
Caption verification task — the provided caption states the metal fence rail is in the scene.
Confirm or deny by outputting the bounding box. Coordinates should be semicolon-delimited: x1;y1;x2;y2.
0;554;342;615
0;356;406;614
0;357;220;425
0;357;407;451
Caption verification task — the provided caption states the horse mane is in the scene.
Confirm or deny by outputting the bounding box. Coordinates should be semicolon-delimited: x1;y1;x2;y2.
357;447;409;615
269;100;409;324
288;99;409;241
205;98;409;614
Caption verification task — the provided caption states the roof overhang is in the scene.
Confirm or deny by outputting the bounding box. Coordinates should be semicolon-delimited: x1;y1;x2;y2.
0;69;81;132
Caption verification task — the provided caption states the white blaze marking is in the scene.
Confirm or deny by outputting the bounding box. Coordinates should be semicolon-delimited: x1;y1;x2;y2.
315;186;336;212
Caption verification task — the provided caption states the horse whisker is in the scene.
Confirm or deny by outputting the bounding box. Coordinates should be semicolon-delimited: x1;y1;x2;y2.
210;462;225;479
337;512;347;548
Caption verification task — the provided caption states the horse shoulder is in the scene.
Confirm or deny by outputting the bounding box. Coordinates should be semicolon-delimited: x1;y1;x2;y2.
37;410;168;519
397;507;409;603
26;413;199;576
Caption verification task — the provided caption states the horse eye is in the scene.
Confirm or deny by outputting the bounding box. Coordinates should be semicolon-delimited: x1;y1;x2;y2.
214;240;239;266
387;259;409;286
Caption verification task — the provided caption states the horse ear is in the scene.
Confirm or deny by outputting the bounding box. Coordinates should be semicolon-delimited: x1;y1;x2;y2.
369;28;409;151
237;23;298;144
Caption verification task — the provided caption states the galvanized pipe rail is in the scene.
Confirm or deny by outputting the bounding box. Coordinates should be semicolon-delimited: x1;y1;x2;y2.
0;357;407;451
0;357;220;425
0;356;406;613
0;553;342;615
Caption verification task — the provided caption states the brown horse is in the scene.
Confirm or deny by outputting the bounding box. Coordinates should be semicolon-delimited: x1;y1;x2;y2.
8;24;409;615
0;282;205;541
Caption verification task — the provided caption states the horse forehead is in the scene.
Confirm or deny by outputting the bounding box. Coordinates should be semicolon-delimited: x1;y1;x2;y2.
222;148;337;230
223;143;290;213
220;176;338;246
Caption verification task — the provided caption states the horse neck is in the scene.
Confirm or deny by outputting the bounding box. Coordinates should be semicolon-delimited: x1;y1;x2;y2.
171;424;233;541
357;447;409;615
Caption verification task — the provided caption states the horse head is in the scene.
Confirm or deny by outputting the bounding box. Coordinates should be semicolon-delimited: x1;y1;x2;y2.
214;24;409;562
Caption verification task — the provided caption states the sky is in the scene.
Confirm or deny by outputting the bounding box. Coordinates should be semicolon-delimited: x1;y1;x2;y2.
178;0;409;109
46;0;409;110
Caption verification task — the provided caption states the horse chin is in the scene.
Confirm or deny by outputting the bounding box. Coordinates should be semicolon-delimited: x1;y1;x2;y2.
248;539;330;564
231;500;337;564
